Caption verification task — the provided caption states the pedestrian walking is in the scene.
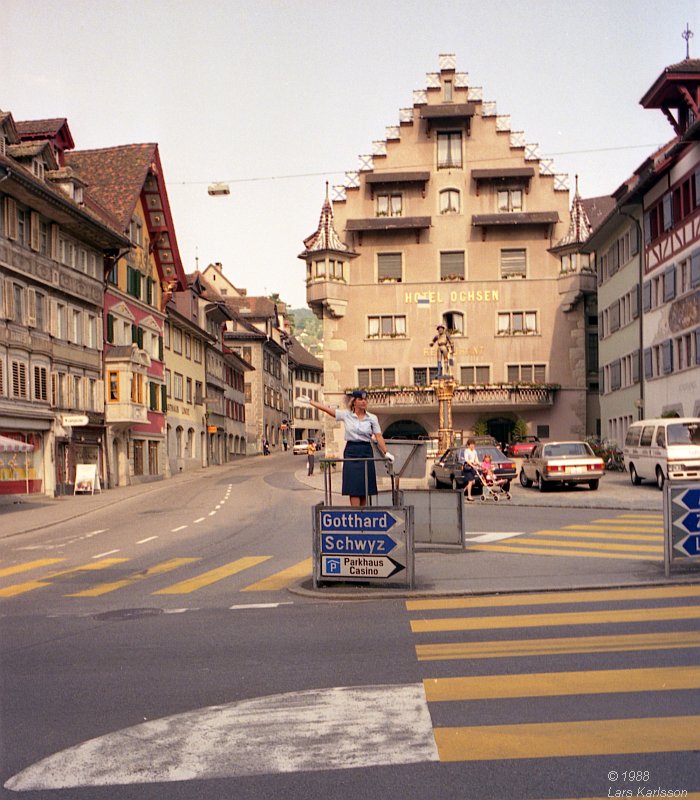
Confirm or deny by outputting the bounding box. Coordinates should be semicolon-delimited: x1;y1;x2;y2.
296;390;394;507
461;437;480;502
307;439;316;476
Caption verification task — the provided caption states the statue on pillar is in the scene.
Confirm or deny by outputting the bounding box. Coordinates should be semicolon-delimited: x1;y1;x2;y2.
430;324;454;378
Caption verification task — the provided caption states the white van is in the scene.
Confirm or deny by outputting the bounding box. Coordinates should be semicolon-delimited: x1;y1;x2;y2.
623;418;700;490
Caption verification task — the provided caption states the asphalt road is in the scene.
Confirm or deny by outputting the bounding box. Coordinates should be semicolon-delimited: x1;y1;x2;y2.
1;455;699;799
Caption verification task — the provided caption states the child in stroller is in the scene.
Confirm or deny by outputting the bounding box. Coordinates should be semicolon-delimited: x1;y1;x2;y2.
476;454;512;501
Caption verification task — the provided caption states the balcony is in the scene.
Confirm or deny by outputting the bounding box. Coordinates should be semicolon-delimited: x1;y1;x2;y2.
105;400;148;428
363;384;557;410
306;277;349;319
558;268;597;311
345;216;431;245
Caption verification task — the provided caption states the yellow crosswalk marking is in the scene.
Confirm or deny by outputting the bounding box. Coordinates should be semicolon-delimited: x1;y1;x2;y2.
468;544;655;560
534;528;660;541
0;559;128;597
410;605;700;633
241;558;312;592
416;631;700;661
0;559;64;578
565;523;662;533
66;558;200;597
424;665;700;702
152;556;271;595
492;536;663;553
407;584;700;611
433;715;700;761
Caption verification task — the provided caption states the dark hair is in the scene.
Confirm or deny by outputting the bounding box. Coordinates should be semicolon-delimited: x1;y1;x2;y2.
467;437;475;445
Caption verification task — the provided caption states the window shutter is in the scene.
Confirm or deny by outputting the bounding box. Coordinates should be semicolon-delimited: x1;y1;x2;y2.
26;288;37;327
106;314;114;343
662;339;673;374
696;329;700;366
161;384;167;411
643;348;653;379
96;316;104;351
131;323;138;344
643;212;651;244
642;281;652;312
96;379;105;412
4;197;18;240
691;250;700;288
137;327;144;349
440;251;465;280
0;359;3;397
377;253;402;281
631;349;640;384
3;278;14;320
29;211;40;251
630;223;639;255
630;284;639;319
158;335;164;361
50;224;60;260
500;249;526;279
663;266;676;302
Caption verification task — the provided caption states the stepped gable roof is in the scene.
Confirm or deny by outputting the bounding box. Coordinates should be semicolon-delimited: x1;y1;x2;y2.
300;183;352;256
287;336;322;370
66;143;158;231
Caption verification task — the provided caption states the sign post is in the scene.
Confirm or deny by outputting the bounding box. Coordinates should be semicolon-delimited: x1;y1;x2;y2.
664;482;700;576
313;505;414;589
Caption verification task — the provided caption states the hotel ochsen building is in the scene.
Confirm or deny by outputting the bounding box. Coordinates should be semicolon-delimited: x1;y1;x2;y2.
300;54;598;452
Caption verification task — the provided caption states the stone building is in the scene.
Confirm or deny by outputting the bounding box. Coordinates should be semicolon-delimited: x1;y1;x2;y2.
300;54;586;452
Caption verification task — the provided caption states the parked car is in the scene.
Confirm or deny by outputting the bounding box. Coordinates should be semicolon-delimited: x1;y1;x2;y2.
293;439;309;455
519;441;604;491
505;435;540;458
431;445;516;492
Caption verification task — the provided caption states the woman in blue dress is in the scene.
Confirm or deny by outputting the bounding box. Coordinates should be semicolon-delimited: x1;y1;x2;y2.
297;390;394;507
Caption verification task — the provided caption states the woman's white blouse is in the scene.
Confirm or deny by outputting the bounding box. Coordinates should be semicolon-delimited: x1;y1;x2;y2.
335;409;381;442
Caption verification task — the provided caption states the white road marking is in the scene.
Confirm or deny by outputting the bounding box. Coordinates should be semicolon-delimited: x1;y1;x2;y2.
5;684;438;789
136;537;158;545
229;602;294;610
208;511;216;516
162;608;189;614
92;550;120;559
171;526;187;532
464;531;525;543
193;518;205;524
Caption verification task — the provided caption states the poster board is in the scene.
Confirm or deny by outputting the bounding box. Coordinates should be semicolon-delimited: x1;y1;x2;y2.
74;464;102;495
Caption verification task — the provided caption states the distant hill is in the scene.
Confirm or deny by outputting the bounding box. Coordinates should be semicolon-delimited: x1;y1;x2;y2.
289;308;323;356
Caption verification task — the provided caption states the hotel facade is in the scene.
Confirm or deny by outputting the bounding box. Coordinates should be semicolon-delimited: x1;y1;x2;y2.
301;54;595;453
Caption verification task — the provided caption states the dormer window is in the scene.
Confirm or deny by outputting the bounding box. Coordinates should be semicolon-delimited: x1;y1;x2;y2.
439;189;460;214
74;185;84;204
129;218;143;247
497;188;523;212
32;159;45;180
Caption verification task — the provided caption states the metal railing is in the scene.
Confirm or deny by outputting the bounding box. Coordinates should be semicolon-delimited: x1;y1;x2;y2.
320;457;396;507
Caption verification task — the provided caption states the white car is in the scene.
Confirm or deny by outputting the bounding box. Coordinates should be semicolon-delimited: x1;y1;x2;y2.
293;439;309;455
519;441;604;491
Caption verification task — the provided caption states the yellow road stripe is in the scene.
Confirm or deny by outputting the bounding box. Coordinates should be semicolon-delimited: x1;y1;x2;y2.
534;528;660;541
505;537;662;553
0;559;64;578
0;559;128;597
410;605;700;633
406;583;700;611
424;665;700;702
416;631;700;661
616;514;663;519
565;523;662;533
241;558;312;592
66;558;200;597
468;544;655;560
433;715;700;761
153;556;271;595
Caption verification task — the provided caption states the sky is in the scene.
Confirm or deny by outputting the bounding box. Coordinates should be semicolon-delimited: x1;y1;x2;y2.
2;0;697;308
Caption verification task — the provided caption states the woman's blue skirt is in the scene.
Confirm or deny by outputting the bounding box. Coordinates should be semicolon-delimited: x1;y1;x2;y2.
342;441;377;497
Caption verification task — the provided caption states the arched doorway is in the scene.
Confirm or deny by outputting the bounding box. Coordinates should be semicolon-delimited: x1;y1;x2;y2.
486;417;514;451
383;419;429;440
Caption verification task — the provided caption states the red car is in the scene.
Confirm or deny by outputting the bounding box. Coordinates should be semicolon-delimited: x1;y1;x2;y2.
505;436;540;458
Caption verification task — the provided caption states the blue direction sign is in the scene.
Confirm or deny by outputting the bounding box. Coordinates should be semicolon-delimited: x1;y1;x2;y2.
319;509;399;533
321;532;397;555
681;511;700;535
677;534;700;557
679;488;700;510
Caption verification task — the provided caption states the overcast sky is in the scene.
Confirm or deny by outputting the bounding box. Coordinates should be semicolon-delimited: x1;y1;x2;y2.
3;0;696;307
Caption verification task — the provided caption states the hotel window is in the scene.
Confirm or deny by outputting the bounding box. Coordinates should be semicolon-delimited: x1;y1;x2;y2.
357;368;397;387
440;251;465;281
439;189;460;214
443;311;464;335
413;367;439;386
497;311;537;335
497;188;523;212
500;249;527;279
437;131;462;169
367;315;406;338
376;193;402;217
377;252;402;283
506;363;547;383
173;372;183;401
461;365;491;385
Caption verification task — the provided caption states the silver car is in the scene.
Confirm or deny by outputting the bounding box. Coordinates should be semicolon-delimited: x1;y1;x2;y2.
519;441;604;491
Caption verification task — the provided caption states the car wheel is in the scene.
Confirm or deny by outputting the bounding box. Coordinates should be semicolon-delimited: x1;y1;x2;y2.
537;474;548;492
450;475;457;491
629;464;642;486
589;479;599;491
655;467;665;491
519;470;532;488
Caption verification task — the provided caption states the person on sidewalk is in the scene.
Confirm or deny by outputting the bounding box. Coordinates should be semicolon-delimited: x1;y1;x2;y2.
307;439;316;476
296;390;394;507
461;437;480;502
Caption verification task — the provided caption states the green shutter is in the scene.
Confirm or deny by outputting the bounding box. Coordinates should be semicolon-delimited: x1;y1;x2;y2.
131;323;138;344
158;335;164;361
107;314;114;343
161;384;167;411
137;327;144;349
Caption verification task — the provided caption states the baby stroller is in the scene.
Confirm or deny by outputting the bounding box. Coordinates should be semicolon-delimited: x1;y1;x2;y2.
475;465;512;501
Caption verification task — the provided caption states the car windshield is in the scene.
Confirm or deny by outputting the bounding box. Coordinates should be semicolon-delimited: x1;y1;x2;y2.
543;443;592;458
475;446;506;463
667;423;700;446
